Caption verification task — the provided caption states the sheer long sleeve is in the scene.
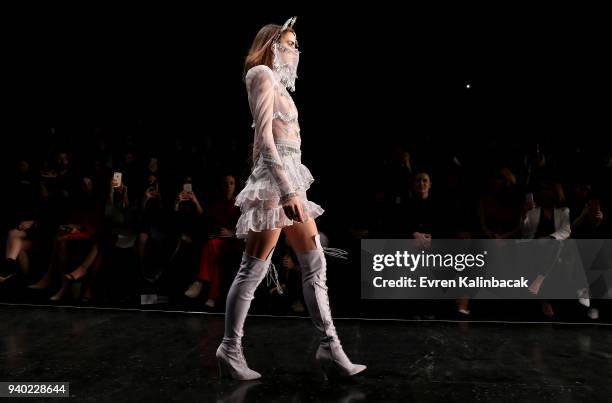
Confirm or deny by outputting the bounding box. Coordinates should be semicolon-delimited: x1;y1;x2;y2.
246;66;296;199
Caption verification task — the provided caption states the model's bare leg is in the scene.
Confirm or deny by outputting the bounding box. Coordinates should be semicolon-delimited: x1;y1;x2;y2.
216;228;281;380
284;218;367;378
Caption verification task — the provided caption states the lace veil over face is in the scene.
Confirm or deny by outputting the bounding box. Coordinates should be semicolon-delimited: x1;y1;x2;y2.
272;16;300;92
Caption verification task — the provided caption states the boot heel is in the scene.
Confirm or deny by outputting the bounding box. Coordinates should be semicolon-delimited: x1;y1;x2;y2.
318;357;346;381
217;358;229;378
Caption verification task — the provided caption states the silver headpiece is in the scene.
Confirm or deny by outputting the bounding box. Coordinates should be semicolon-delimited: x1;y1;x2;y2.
272;16;300;92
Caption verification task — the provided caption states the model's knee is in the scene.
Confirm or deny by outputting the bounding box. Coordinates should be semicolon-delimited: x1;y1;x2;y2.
245;246;275;261
291;234;319;254
305;234;318;251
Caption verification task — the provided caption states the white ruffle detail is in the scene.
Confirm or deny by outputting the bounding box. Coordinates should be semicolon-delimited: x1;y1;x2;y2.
235;199;324;240
235;154;314;206
235;153;324;239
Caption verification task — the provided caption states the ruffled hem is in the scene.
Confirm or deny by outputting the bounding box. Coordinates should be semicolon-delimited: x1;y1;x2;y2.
235;199;324;240
235;158;315;207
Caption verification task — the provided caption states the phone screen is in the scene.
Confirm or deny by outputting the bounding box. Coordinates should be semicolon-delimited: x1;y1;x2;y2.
113;172;122;188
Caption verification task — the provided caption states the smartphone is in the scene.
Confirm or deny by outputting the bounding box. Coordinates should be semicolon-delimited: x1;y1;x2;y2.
183;183;193;193
112;172;122;188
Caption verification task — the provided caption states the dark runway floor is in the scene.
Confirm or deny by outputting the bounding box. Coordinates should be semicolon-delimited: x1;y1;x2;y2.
1;303;611;402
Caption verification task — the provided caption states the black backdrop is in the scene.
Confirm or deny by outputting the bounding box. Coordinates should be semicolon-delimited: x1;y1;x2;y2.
1;7;611;319
2;8;610;227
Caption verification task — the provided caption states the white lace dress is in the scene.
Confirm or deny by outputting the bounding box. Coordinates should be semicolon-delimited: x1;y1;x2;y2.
234;65;324;240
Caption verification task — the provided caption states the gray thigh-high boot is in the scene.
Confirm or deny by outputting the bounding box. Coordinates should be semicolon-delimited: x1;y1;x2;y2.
296;234;366;378
216;246;277;380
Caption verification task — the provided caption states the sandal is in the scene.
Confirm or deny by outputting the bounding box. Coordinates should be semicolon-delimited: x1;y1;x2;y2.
65;266;87;283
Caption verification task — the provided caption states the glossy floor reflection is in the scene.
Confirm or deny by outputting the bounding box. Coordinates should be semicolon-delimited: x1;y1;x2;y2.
1;303;611;402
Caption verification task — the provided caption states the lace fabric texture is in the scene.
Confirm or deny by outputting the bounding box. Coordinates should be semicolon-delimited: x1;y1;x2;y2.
235;65;324;239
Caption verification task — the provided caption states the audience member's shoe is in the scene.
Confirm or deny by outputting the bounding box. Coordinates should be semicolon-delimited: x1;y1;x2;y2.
65;265;87;283
184;280;203;298
541;301;554;318
28;272;51;290
577;288;590;307
49;285;69;302
587;308;599;320
0;258;19;283
80;288;93;304
456;298;471;316
291;299;305;313
528;275;546;295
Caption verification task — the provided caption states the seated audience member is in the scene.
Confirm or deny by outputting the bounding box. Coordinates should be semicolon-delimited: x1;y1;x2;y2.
184;174;242;309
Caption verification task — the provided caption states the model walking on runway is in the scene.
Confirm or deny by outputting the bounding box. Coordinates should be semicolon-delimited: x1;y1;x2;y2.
215;16;367;380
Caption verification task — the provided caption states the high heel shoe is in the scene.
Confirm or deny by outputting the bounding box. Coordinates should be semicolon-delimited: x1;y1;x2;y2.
28;273;51;290
184;280;203;298
65;265;87;283
50;286;68;302
316;339;367;379
216;248;276;381
216;342;261;380
49;278;70;302
297;233;367;379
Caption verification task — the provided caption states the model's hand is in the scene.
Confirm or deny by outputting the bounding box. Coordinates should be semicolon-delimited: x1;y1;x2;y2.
283;196;305;223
